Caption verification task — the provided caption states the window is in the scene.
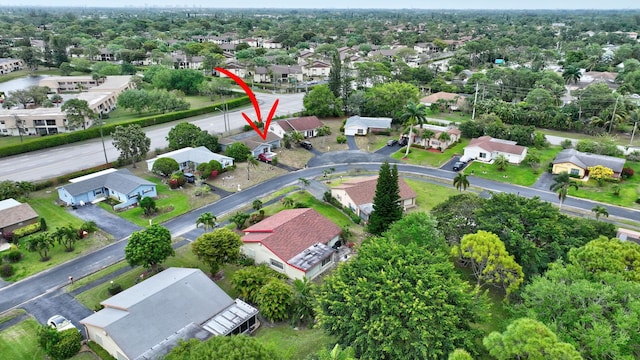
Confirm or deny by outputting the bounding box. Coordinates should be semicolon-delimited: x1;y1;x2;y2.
321;257;331;267
46;120;56;126
270;259;284;270
479;152;487;159
570;168;580;176
94;189;103;196
357;129;364;134
142;188;153;194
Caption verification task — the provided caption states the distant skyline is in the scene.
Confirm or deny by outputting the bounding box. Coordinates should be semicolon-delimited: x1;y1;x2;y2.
4;0;638;10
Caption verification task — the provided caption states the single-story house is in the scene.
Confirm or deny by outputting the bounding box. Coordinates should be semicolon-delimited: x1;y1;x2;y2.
463;136;528;164
420;92;466;111
219;131;281;158
146;147;234;173
410;124;461;151
618;228;640;245
0;198;39;235
80;267;258;360
344;116;392;136
331;176;417;221
269;116;324;138
57;169;157;210
241;208;342;280
552;148;626;178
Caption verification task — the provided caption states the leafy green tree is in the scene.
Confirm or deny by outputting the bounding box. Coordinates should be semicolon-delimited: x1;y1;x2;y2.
453;172;470;191
225;142;251;162
0;180;34;201
231;265;284;304
317;237;486;359
361;81;419;120
112;124;151;168
191;228;242;275
367;162;402;236
117;89;151;113
384;211;445;249
164;335;280;360
290;277;316;326
139;196;157;216
246;156;259;181
257;278;292;322
550;172;579;209
303;84;344;118
318;344;356;360
448;349;474;360
431;193;484;247
151;157;179;177
452;230;524;295
483;318;582;360
52;224;80;252
124;224;174;272
166;122;201;151
231;211;250;230
401;102;429;156
562;65;582;84
38;326;82;360
195;212;217;232
61;98;96;130
568;236;640;282
25;232;55;261
252;199;263;212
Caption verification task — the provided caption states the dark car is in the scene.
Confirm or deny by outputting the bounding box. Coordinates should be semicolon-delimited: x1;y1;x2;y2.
387;139;398;146
452;161;466;171
398;137;408;146
300;140;313;150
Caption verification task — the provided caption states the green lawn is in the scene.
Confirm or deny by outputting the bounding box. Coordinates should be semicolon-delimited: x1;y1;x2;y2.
98;177;190;227
465;146;561;187
28;190;85;230
568;161;640;208
273;192;354;228
429;112;472;123
391;139;469;167
0;318;44;360
404;178;461;211
254;324;335;360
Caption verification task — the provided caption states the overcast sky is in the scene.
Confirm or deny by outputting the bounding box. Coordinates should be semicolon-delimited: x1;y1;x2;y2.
5;1;638;10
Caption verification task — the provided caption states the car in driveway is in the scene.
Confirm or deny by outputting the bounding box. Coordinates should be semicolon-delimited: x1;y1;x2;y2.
300;140;313;150
48;315;77;332
398;137;408;146
387;139;398;146
257;152;276;163
453;161;466;171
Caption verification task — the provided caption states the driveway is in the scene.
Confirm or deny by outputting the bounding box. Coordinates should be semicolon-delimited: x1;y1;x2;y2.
532;172;556;191
23;289;93;338
70;204;142;239
374;143;403;156
440;156;470;172
307;150;399;167
346;136;359;150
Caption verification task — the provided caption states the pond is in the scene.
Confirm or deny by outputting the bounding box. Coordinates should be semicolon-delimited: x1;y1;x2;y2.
0;75;50;94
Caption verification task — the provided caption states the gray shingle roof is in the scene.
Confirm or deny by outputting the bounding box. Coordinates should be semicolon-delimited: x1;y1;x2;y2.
553;149;626;173
61;169;154;196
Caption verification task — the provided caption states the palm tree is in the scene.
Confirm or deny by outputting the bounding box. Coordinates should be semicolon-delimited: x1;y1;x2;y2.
196;212;217;231
400;102;428;157
453;172;470;191
494;154;509;171
282;197;295;208
437;132;451;149
562;65;581;84
629;109;640;146
550;172;579;210
421;129;435;149
591;205;609;220
246;157;259;180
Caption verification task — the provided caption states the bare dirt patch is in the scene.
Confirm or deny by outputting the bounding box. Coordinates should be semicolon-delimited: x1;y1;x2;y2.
273;148;313;169
208;161;289;192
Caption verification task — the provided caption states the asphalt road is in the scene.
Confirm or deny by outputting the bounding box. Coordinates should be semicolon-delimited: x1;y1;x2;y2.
0;92;305;182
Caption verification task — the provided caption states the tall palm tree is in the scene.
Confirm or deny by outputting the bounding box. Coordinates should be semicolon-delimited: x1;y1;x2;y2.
562;65;582;84
453;172;470;191
550;172;579;210
247;157;259;180
494;154;509;171
591;205;609;220
400;102;428;157
437;132;451;149
196;212;217;231
421;129;435;149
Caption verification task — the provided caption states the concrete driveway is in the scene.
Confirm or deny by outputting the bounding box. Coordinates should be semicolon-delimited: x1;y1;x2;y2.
70;204;142;239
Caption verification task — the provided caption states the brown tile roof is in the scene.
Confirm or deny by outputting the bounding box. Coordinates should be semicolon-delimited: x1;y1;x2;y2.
219;131;280;151
242;208;342;262
334;176;417;206
0;203;38;229
467;136;527;155
275;116;323;132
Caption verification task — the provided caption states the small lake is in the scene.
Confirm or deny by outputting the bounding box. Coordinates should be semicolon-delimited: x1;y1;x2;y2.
0;75;50;94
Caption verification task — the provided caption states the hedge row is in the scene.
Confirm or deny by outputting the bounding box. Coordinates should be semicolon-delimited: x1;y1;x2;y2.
0;96;251;158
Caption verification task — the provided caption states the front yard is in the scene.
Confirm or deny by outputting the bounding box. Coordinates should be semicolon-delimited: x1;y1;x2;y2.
568;161;640;208
391;139;469;167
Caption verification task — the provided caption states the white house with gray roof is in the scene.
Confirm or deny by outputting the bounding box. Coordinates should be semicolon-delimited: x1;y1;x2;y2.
57;168;156;210
145;146;234;173
552;148;626;178
343;116;392;136
80;267;259;360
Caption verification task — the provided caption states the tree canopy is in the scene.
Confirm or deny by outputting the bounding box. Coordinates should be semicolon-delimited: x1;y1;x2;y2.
165;335;280;360
191;228;242;275
112;124;151;168
367;161;403;236
124;224;175;272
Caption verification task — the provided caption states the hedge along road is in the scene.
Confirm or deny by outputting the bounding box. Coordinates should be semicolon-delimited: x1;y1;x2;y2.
0;92;305;182
1;160;639;315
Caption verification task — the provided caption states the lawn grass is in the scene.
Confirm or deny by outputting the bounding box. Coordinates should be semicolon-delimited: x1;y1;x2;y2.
0;318;44;360
66;261;131;293
465;146;562;187
404;178;461;211
75;265;148;310
0;309;26;325
28;189;85;230
567;161;640;208
270;191;354;228
391;139;469;167
429;112;472;123
254;324;334;360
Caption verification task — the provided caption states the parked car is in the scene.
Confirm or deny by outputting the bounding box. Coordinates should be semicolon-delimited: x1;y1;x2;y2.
398;137;408;146
300;140;313;150
453;161;466;171
47;315;77;332
387;139;398;146
257;152;276;163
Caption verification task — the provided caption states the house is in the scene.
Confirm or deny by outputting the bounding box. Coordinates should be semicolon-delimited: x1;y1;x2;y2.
219;61;247;79
411;124;461;151
0;199;38;235
57;169;157;210
331;176;417;221
552;148;626;178
343;116;392;136
420;92;466;111
617;228;640;245
241;208;342;280
302;60;331;78
219;131;281;158
146;147;234;173
270;116;324;138
463;136;528;164
80;268;258;360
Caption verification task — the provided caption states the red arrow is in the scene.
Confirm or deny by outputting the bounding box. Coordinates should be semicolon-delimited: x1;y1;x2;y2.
215;67;279;140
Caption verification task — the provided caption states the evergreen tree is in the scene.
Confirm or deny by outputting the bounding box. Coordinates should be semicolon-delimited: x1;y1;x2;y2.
328;51;342;99
367;161;402;235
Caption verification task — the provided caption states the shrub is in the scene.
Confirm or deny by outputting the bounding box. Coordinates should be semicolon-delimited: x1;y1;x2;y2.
13;222;41;238
108;282;123;295
336;135;347;144
243;121;264;131
3;250;23;263
40;218;48;232
80;221;98;233
621;167;634;179
560;139;574;149
626;150;640;162
372;129;391;136
2;231;14;243
225;142;252;162
49;329;82;360
0;264;14;278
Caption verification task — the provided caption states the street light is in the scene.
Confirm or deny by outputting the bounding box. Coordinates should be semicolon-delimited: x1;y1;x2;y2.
214;104;230;134
98;114;108;165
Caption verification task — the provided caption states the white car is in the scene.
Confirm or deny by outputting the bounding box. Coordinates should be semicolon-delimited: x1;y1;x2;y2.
47;315;77;332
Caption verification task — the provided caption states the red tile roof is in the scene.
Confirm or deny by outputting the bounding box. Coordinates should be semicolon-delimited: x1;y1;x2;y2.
333;176;417;206
242;208;341;262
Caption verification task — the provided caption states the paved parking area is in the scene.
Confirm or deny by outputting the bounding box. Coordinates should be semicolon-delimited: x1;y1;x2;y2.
375;143;403;156
69;204;142;240
440;156;463;172
23;289;93;338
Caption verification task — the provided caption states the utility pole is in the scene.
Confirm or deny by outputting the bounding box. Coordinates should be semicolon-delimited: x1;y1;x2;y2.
12;114;24;143
630;120;638;147
471;82;479;121
609;96;620;134
98;115;108;165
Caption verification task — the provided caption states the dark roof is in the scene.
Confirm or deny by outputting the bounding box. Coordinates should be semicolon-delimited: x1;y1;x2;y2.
219;131;280;151
61;169;154;196
0;203;38;229
553;148;626;173
275;116;323;132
